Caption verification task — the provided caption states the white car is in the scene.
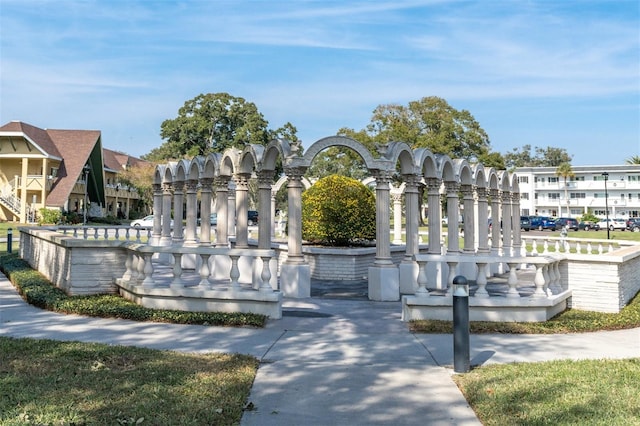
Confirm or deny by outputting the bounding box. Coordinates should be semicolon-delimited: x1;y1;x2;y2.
596;218;626;231
130;215;174;228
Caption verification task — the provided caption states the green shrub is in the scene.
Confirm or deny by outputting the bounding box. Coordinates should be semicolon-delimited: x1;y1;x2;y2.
302;174;376;246
38;208;61;225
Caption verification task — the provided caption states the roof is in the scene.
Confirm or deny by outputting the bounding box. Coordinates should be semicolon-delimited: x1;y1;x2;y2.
0;121;146;208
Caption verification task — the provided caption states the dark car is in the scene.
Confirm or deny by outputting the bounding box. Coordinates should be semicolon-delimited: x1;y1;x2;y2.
579;221;600;231
248;210;259;226
529;216;556;231
520;216;531;231
555;217;579;231
627;218;640;232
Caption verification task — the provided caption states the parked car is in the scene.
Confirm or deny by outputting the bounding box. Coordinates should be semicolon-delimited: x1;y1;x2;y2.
131;215;174;228
197;213;217;226
626;218;640;232
578;221;600;231
520;216;531;231
529;216;556;231
554;218;579;231
248;210;259;226
596;218;626;231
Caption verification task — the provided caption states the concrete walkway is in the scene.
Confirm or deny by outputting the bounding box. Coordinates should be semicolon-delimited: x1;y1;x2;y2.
1;273;638;425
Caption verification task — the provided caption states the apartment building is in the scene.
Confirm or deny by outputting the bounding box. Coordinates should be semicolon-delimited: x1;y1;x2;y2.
515;164;640;219
0;121;148;223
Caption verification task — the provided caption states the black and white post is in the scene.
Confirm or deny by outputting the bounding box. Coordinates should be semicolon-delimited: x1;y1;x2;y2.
453;275;470;373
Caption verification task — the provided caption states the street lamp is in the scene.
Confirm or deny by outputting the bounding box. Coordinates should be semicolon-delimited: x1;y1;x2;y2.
83;164;91;225
602;172;609;240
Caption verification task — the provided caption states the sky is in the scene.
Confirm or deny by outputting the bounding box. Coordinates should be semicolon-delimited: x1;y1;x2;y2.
1;0;639;166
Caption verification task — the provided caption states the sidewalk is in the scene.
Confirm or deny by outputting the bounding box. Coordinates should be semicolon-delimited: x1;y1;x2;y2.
1;273;638;425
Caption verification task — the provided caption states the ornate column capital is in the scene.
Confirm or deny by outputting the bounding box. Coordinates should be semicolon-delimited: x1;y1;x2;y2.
152;183;162;194
172;180;184;194
257;170;276;189
426;177;441;194
460;184;474;199
403;174;421;192
199;177;214;192
445;181;460;195
500;190;512;203
489;188;500;200
476;186;488;201
161;182;173;194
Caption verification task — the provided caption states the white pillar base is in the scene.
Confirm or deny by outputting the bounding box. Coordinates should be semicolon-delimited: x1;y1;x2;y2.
280;263;311;298
368;266;399;301
399;261;418;294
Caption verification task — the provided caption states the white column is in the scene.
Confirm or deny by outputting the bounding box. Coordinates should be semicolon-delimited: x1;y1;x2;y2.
234;174;249;248
427;178;441;254
257;171;274;249
215;176;230;247
399;174;420;294
151;183;162;245
160;182;173;245
369;169;399;301
461;184;475;253
501;190;513;257
172;180;184;244
512;192;522;256
280;166;310;298
476;187;490;254
183;179;198;246
445;181;460;254
392;192;403;245
199;177;213;246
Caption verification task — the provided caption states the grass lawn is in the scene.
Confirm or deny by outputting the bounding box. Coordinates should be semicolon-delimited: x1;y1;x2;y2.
0;336;258;425
454;358;640;426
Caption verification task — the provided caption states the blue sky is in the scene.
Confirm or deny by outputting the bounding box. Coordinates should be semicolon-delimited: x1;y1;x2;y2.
1;0;638;166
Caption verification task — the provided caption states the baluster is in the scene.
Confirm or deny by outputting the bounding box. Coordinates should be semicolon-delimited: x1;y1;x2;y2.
259;255;273;292
229;255;241;290
532;263;547;298
94;227;99;240
103;227;109;240
122;251;133;280
136;253;145;284
125;228;131;241
73;228;79;238
543;239;549;254
598;243;604;254
506;262;520;298
170;253;183;288
551;261;562;294
543;264;551;296
608;243;614;253
475;262;489;298
83;228;88;239
114;227;120;240
135;228;142;243
575;241;581;254
586;241;593;254
141;253;155;287
415;259;429;296
554;240;560;253
532;239;538;254
198;254;211;286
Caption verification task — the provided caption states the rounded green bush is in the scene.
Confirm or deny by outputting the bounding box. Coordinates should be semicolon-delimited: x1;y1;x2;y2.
302;174;376;246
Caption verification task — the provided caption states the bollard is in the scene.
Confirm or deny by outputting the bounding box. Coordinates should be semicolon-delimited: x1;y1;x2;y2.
7;228;13;254
453;275;470;373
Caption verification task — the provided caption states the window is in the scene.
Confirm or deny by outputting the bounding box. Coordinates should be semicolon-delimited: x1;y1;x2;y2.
49;167;58;178
575;176;585;181
518;176;529;184
548;193;560;200
570;209;582;215
534;193;538;200
629;175;640;182
630;194;633;200
520;193;529;200
548;177;559;183
534;176;543;183
570;193;586;199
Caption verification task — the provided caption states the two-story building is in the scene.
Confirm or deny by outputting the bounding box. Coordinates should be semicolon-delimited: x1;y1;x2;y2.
515;165;640;219
0;121;148;223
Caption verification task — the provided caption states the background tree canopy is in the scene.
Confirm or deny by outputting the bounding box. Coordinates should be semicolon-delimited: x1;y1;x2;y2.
144;92;298;161
504;144;573;170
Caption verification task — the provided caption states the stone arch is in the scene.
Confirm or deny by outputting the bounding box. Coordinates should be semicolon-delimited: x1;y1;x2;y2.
437;155;456;183
300;135;378;169
454;159;473;186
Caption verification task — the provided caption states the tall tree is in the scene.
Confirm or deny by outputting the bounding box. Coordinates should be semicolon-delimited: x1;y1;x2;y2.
144;92;297;161
341;96;497;162
626;155;640;165
117;162;157;216
504;145;572;170
556;162;575;217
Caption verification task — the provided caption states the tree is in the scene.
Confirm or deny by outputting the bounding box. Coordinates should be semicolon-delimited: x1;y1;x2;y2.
117;162;157;215
144;93;298;161
340;96;497;162
504;145;572;170
626;155;640;165
555;162;575;217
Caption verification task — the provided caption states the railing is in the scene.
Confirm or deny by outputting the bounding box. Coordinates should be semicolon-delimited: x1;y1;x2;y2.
520;236;639;255
121;244;276;292
413;253;564;300
57;225;152;242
